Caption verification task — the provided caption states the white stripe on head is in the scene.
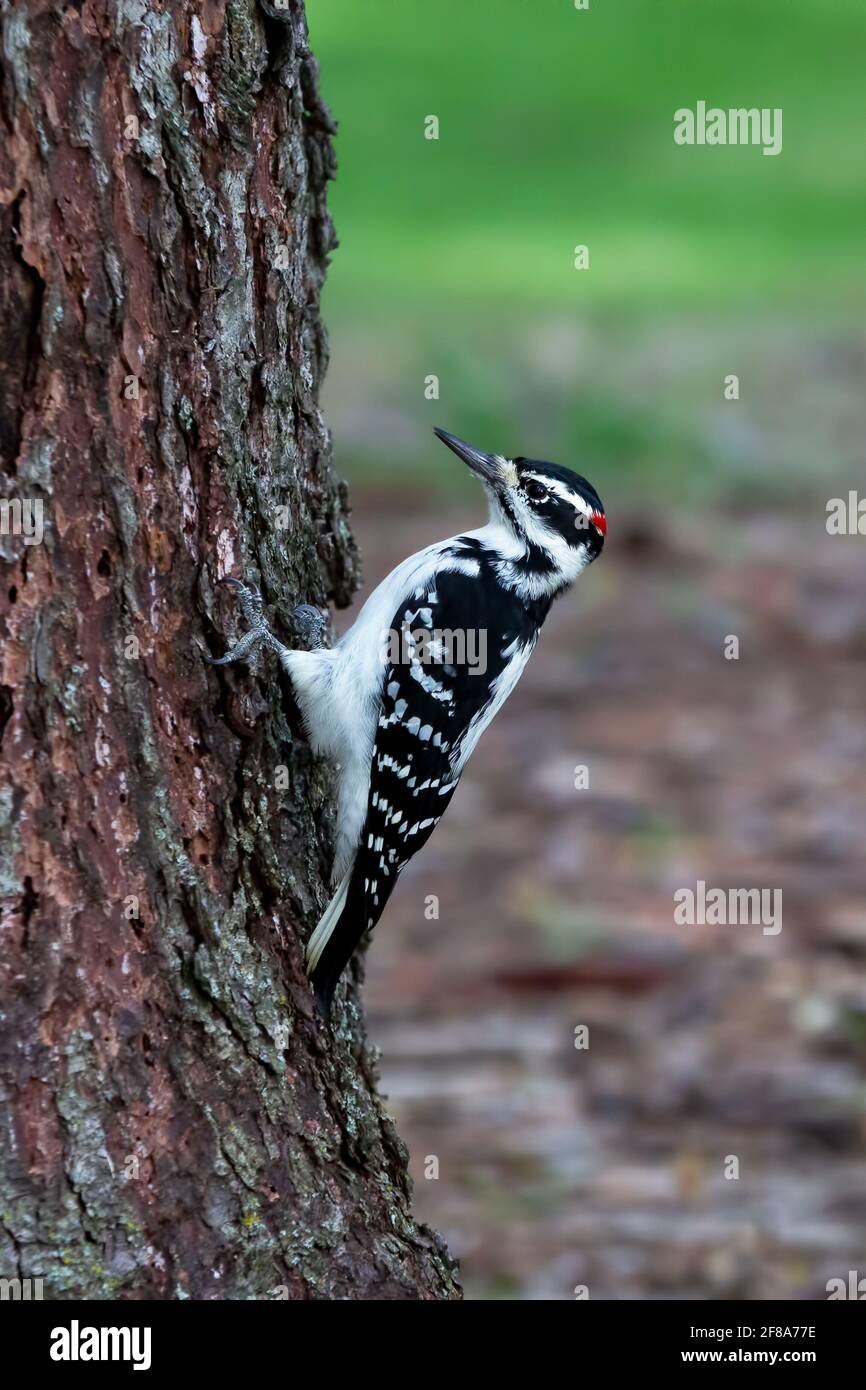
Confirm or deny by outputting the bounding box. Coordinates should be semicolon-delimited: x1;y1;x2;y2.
522;470;593;520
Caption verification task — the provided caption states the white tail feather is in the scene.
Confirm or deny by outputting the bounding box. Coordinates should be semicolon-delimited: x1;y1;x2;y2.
306;862;354;973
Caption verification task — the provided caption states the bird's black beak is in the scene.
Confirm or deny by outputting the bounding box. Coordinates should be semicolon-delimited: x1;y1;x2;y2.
433;428;514;488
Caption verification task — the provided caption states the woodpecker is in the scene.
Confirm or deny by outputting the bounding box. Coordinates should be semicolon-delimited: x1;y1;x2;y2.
206;429;606;1017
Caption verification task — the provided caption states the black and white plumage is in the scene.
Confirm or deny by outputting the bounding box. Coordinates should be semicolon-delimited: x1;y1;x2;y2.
207;429;606;1017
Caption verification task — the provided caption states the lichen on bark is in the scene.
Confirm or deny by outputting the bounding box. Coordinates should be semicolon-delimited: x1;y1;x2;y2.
0;0;459;1300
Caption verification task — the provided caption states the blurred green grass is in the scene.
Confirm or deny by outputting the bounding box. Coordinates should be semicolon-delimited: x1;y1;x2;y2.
308;0;866;506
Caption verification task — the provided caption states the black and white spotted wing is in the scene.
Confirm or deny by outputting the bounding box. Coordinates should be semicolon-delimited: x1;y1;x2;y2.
309;553;540;1012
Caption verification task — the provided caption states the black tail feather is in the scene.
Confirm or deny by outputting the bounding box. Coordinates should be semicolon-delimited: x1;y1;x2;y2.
311;960;340;1020
309;866;397;1018
309;888;365;1018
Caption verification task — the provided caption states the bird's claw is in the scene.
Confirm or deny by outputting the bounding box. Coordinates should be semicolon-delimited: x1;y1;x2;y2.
205;577;284;668
291;603;328;649
218;577;264;628
204;580;328;668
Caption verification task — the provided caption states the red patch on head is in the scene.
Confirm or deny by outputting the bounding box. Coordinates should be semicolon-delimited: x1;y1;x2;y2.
590;510;607;536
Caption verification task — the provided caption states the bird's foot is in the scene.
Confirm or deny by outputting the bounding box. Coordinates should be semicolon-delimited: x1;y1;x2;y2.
291;603;328;650
204;578;289;667
205;579;328;668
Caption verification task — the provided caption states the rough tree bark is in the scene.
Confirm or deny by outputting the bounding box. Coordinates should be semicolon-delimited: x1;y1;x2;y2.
0;0;459;1300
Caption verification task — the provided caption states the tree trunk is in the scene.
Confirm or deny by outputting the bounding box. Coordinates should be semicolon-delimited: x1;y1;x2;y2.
0;0;459;1301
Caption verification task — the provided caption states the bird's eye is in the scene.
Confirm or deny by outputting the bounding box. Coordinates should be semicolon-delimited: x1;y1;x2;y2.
524;480;547;502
